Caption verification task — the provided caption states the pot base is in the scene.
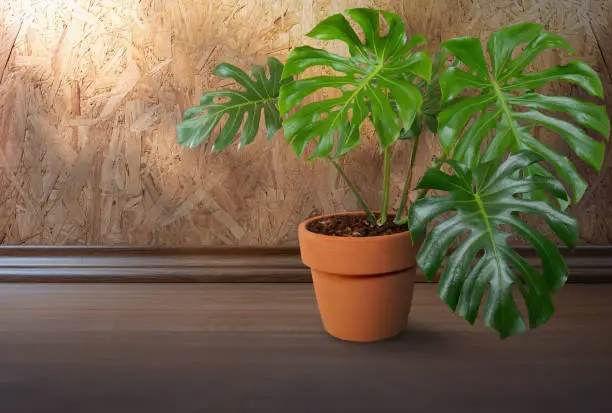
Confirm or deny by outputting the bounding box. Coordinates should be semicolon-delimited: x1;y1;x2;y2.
312;268;415;342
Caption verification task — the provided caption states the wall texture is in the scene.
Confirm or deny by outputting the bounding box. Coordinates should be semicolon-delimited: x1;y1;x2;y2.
0;0;611;246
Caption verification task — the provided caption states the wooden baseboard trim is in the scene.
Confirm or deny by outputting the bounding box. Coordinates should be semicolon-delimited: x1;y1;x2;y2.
0;245;610;283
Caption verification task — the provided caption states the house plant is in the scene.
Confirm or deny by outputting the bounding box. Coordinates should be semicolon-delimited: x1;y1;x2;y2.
176;9;609;341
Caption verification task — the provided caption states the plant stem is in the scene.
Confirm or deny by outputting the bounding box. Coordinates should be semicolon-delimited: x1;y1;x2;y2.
394;134;420;224
396;152;448;226
329;157;376;225
377;146;392;225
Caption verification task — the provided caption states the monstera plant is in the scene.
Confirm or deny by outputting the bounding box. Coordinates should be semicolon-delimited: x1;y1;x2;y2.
176;9;609;341
410;23;609;338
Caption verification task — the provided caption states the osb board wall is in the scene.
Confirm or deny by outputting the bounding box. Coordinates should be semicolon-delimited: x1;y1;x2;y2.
0;0;611;246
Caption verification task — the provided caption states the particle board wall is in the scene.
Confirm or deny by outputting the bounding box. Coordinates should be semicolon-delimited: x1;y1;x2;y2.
0;0;611;246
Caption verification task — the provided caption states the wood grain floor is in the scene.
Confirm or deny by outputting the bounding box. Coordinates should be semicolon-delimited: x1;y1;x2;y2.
0;283;611;413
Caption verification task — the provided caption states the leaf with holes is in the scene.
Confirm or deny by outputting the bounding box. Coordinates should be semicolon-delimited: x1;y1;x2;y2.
408;150;578;338
438;23;609;207
279;8;432;159
177;57;287;151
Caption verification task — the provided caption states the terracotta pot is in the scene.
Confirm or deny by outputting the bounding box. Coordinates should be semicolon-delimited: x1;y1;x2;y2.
298;211;417;342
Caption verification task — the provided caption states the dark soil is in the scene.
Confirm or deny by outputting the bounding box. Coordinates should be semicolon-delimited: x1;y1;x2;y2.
306;214;408;237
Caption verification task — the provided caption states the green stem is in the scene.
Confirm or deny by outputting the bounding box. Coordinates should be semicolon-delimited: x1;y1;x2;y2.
378;146;392;225
396;152;448;226
329;157;376;225
394;134;421;224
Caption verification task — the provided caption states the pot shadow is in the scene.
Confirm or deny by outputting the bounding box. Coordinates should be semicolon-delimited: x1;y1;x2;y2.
322;322;450;355
377;323;450;352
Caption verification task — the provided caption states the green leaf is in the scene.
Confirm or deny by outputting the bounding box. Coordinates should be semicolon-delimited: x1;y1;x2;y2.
507;93;610;139
424;114;438;133
306;13;364;57
526;163;571;211
437;95;496;152
421;51;447;133
505;61;604;98
501;31;573;79
177;57;286;151
441;37;489;79
520;133;588;201
279;8;431;159
453;110;499;167
409;151;577;338
396;50;445;139
439;67;490;103
281;47;359;79
486;22;544;78
405;117;423;140
513;111;605;169
439;23;609;205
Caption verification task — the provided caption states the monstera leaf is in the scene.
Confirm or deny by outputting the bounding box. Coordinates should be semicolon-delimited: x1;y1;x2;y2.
408;151;578;338
438;22;609;205
177;57;287;151
279;8;432;159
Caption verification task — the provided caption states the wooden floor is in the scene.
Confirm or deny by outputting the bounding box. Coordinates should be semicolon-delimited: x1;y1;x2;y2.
0;283;611;413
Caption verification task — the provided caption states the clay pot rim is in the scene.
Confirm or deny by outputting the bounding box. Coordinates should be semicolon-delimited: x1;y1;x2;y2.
299;211;411;242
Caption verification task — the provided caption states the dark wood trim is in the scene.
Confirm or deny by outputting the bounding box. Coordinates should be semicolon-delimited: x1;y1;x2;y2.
0;246;307;282
0;245;610;283
514;245;612;283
